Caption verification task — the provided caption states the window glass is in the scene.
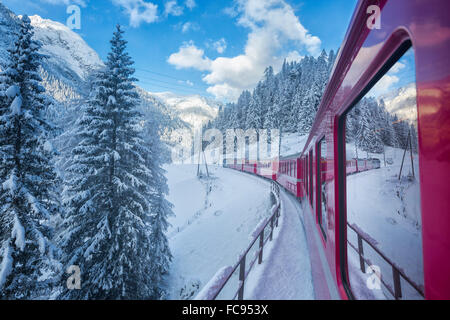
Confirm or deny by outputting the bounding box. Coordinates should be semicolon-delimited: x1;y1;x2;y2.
345;47;423;300
318;138;328;238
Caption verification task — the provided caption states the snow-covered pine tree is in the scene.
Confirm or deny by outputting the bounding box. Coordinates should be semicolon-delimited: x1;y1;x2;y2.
393;118;410;150
0;15;60;299
356;99;383;157
378;100;398;148
236;90;251;129
141;111;174;299
246;83;264;130
60;25;161;299
410;123;418;153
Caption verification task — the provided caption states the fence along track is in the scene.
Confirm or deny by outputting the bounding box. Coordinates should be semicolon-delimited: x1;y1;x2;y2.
196;181;281;300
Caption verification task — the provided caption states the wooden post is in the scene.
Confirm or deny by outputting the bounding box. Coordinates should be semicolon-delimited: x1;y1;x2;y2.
408;131;415;178
238;255;246;300
276;207;280;227
357;234;365;273
270;216;274;241
398;141;408;180
258;230;264;264
393;266;402;299
197;147;201;177
202;151;209;177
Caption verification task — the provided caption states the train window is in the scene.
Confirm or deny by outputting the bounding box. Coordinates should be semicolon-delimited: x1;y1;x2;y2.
305;157;308;196
343;46;423;300
294;161;297;177
317;138;328;239
304;158;307;193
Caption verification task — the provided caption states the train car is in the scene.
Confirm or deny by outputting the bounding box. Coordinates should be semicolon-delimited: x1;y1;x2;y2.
346;159;358;174
243;162;257;174
297;0;450;300
370;158;381;170
256;160;278;181
277;155;303;198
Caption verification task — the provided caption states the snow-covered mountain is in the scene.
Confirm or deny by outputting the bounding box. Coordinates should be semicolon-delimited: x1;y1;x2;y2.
380;83;417;124
29;15;104;81
28;15;105;102
0;3;218;136
0;4;100;103
152;92;220;132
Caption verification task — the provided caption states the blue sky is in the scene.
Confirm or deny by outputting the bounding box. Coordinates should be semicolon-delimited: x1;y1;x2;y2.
1;0;358;101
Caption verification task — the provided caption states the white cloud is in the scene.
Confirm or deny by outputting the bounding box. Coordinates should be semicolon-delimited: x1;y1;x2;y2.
213;38;227;54
389;62;405;74
168;0;322;101
165;0;183;17
370;62;406;97
185;0;196;10
223;4;239;18
40;0;87;7
371;74;399;97
167;41;212;71
178;79;194;86
285;50;304;63
112;0;158;27
181;21;199;33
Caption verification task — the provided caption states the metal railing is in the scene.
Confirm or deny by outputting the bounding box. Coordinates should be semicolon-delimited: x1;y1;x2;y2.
347;222;424;299
209;181;281;300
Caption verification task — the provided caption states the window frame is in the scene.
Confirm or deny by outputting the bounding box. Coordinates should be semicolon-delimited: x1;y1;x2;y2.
338;40;416;300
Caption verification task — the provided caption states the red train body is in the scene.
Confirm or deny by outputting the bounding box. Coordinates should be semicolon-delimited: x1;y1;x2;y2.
225;0;450;300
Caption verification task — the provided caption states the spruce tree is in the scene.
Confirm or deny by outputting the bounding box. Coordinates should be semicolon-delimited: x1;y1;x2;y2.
356;100;383;157
60;25;161;299
142;112;174;299
0;15;60;299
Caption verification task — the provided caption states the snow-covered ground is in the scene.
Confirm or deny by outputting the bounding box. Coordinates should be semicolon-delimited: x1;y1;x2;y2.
164;134;423;300
346;145;423;299
164;164;273;299
280;132;308;157
244;190;314;300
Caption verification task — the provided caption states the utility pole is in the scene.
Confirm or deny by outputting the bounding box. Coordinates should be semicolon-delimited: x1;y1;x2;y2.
409;130;415;178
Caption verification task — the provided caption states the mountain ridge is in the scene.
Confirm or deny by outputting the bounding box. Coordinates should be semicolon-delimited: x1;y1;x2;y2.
0;3;219;135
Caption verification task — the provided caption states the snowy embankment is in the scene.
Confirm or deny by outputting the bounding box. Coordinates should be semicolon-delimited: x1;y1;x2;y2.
164;164;272;299
280;133;308;157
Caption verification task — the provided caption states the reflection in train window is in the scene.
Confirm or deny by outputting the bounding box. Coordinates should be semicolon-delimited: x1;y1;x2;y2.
317;138;327;239
344;47;423;300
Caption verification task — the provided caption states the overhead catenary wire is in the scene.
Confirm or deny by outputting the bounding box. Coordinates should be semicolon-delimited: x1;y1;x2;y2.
136;73;208;91
135;67;210;89
136;79;210;96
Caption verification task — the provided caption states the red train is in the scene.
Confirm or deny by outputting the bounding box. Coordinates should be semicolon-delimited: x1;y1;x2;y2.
226;0;450;300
